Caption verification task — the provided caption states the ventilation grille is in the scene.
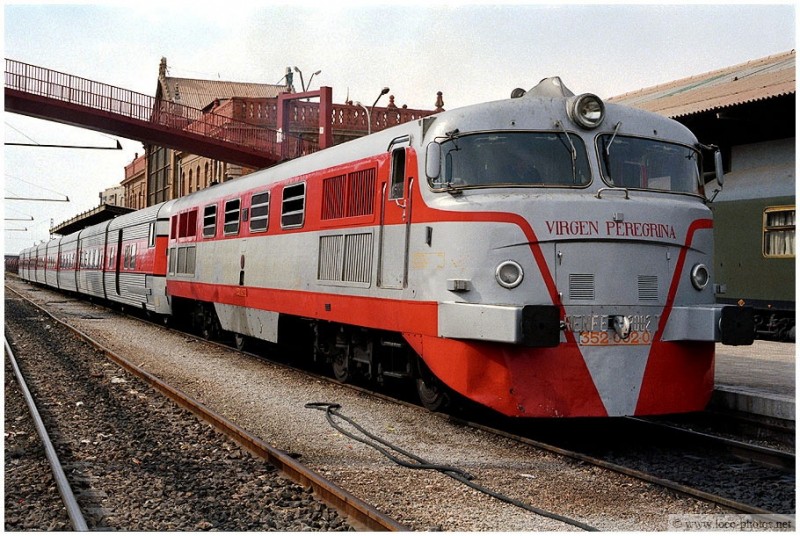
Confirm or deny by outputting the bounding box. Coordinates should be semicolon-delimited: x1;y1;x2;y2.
321;175;346;220
638;275;659;301
569;274;595;300
318;233;373;284
342;233;373;283
318;235;343;280
321;168;376;220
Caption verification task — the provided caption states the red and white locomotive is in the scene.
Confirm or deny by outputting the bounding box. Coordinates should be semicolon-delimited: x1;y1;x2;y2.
19;77;754;417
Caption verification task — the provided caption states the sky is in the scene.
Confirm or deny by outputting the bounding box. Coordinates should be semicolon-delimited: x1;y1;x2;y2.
3;2;797;255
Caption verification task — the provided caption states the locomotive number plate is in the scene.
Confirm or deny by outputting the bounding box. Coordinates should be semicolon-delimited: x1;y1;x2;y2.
578;330;653;346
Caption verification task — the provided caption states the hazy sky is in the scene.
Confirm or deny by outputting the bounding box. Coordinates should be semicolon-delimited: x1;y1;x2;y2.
3;2;796;254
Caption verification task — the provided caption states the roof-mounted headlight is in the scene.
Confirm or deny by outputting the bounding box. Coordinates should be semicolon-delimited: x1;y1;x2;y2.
568;93;605;129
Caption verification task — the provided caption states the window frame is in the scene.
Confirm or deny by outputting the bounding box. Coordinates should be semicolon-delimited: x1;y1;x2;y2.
763;205;796;259
203;204;217;238
249;191;270;233
223;198;242;236
281;182;306;229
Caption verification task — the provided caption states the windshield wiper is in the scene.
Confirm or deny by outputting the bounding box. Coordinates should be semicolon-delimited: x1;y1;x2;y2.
555;120;578;184
605;121;622;156
602;122;622;184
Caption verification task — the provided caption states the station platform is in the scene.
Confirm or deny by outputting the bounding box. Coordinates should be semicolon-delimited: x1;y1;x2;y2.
712;340;796;423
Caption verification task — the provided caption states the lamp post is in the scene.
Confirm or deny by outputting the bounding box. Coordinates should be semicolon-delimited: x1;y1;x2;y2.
357;87;390;135
306;70;322;90
354;101;370;134
292;66;305;92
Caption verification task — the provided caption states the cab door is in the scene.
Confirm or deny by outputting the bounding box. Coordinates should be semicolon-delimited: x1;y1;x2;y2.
378;144;412;289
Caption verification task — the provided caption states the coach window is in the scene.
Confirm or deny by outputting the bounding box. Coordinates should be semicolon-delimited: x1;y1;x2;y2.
203;204;217;238
281;183;306;228
178;212;189;238
224;198;241;235
763;206;796;258
250;191;270;232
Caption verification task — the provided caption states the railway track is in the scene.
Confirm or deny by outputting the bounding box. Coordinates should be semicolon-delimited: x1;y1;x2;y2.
4;286;402;531
4;278;792;530
458;414;795;516
4;338;83;531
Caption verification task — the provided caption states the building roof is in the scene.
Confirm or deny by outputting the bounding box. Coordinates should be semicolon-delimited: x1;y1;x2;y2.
51;204;134;236
156;57;285;110
609;50;795;118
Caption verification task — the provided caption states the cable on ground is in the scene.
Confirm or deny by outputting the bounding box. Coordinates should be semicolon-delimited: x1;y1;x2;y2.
305;402;598;531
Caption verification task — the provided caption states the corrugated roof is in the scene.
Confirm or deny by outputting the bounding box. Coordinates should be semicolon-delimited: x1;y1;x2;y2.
160;77;285;110
609;50;795;118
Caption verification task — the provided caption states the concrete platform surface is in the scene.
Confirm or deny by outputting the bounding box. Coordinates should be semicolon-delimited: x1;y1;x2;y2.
713;341;795;421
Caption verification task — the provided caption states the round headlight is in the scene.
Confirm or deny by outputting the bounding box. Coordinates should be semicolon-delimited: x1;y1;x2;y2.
690;263;710;291
569;93;605;129
496;260;524;289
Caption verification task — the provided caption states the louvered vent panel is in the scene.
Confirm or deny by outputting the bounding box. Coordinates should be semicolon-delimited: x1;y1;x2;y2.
638;275;659;301
569;274;595;300
347;169;375;217
321;175;346;220
342;233;373;283
318;235;343;280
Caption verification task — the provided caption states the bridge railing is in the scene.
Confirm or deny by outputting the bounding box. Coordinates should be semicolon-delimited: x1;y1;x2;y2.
4;58;316;161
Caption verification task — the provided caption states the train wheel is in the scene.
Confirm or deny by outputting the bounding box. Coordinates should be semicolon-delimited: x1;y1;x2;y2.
201;315;220;340
331;352;350;383
416;374;451;412
234;333;247;351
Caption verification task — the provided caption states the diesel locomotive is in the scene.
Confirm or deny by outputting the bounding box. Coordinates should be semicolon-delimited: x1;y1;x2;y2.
19;77;755;417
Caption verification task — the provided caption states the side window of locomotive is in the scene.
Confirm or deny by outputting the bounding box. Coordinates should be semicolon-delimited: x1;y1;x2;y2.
224;198;241;235
203;204;217;238
281;183;306;229
390;148;406;199
763;206;796;258
250;191;270;232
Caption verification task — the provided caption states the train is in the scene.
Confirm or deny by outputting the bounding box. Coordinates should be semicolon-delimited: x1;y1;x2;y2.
17;76;755;418
711;138;795;342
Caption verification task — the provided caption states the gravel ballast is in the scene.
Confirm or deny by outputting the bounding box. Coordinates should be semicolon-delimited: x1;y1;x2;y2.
5;290;351;531
6;277;732;530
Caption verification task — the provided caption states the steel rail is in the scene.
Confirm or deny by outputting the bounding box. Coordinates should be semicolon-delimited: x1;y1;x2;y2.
11;279;790;526
448;414;795;522
5;285;407;532
4;334;89;531
626;416;795;472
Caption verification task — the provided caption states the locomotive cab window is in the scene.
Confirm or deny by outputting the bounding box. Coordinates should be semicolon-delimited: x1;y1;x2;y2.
224;198;241;235
390;148;406;199
763;206;795;258
598;135;702;195
430;131;591;190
